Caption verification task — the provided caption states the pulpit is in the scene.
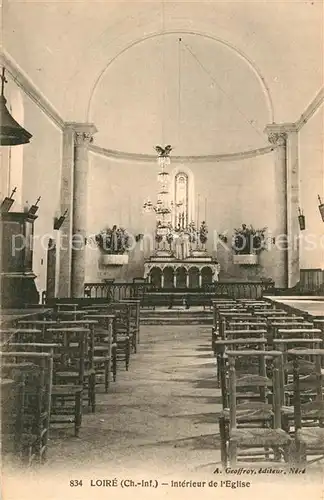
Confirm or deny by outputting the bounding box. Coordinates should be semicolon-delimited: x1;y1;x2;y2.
0;211;39;307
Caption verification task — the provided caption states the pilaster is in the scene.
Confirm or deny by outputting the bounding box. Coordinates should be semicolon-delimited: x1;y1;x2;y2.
265;123;299;289
58;126;74;297
70;123;97;298
58;122;97;298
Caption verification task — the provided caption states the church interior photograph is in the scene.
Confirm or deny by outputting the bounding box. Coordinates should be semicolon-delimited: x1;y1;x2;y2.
0;0;324;490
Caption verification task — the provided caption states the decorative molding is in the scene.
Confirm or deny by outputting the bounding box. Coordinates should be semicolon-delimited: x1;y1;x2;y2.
264;123;299;146
100;254;129;266
74;132;95;146
233;254;259;266
265;122;297;133
4;49;322;160
296;88;324;131
267;132;287;147
65;122;97;146
89;144;276;164
0;50;65;130
144;262;219;273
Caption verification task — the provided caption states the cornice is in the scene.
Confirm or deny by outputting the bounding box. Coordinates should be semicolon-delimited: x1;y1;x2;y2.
3;50;322;160
88;144;276;163
65;122;98;134
296;88;324;131
264;123;298;135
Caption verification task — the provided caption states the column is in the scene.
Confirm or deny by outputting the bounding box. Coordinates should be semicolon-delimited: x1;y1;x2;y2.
186;270;190;288
173;271;177;288
198;270;202;288
58;126;74;297
70;123;97;297
213;266;219;283
286;129;300;288
265;123;299;289
161;271;165;289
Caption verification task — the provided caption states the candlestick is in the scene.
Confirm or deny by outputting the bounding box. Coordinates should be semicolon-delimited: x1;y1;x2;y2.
119;200;122;226
128;196;132;228
197;194;200;229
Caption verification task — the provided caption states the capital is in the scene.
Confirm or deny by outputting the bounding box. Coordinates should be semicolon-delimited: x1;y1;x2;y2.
264;122;298;147
267;131;287;147
74;131;95;146
65;122;97;147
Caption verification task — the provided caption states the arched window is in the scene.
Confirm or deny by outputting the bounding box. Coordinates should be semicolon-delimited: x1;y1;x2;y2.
174;172;188;228
171;167;195;229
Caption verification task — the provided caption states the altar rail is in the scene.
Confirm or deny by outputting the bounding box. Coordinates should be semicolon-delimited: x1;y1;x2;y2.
204;280;275;299
84;280;275;301
84;282;152;301
299;269;324;294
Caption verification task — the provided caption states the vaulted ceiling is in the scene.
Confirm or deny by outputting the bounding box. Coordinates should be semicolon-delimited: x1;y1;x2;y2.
3;0;323;154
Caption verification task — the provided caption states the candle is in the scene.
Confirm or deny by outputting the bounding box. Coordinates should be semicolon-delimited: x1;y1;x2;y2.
119;201;122;226
197;194;200;228
204;197;207;222
128;196;132;228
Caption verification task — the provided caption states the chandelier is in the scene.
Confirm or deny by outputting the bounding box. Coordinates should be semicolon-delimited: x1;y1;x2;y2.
143;145;174;226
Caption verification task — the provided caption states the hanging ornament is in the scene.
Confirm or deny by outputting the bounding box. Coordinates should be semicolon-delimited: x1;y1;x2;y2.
157;156;171;169
142;199;153;213
157;169;170;184
298;207;306;231
318;195;324;222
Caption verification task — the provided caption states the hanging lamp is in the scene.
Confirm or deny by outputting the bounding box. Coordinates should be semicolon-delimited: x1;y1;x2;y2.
0;67;32;146
318;195;324;222
298;207;306;231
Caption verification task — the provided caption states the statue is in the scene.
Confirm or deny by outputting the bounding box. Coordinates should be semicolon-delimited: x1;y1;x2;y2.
240;224;250;254
182;231;190;259
166;226;174;250
155;145;172;157
111;225;118;253
174;230;190;260
187;221;196;243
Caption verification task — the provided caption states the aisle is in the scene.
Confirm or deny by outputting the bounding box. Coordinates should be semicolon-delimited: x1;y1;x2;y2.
44;325;222;475
5;325;323;500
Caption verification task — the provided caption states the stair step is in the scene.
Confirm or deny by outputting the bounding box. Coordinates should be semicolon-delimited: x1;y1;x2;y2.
141;317;212;325
140;306;212;325
141;310;212;316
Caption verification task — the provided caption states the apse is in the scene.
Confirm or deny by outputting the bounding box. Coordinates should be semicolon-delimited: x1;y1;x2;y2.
89;33;270;156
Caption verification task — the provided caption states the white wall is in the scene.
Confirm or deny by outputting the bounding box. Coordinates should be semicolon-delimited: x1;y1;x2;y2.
86;150;277;282
22;94;63;296
299;105;324;270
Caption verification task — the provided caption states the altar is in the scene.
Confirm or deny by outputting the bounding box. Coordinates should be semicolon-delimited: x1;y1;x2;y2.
144;252;220;289
142;145;220;289
144;222;220;289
